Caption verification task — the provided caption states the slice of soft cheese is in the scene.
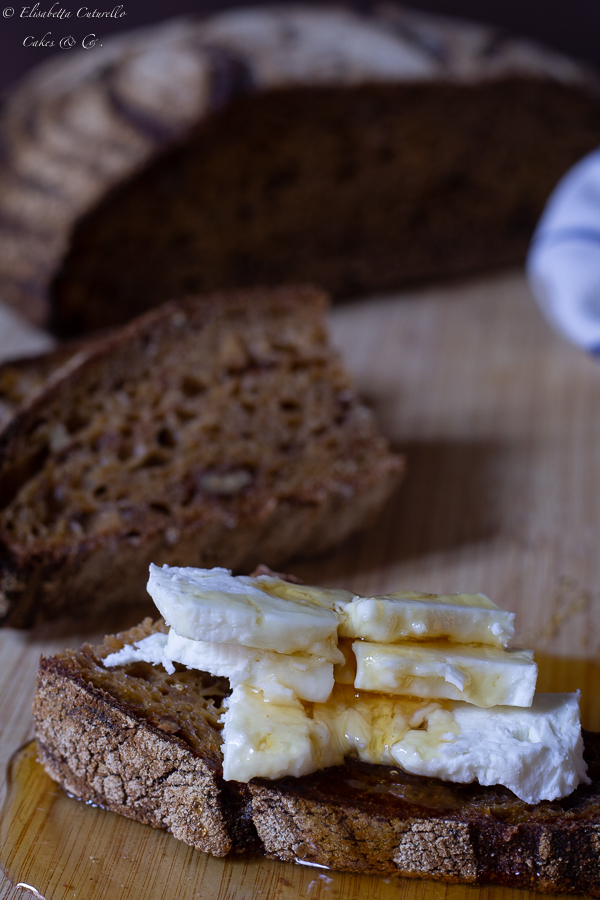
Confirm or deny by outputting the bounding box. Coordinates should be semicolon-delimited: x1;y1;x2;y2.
104;630;334;702
340;591;514;646
326;687;588;803
385;692;588;804
165;630;334;703
220;683;587;803
221;683;344;782
147;564;342;659
353;641;537;707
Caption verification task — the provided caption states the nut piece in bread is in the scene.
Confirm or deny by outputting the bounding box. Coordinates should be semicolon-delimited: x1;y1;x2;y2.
33;621;600;895
0;286;402;626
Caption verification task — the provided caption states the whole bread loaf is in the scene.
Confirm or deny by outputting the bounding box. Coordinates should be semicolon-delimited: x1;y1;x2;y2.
0;286;402;625
1;6;599;333
33;619;600;895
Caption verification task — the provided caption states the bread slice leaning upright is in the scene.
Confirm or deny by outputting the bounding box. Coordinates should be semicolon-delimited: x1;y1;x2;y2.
0;285;402;625
34;619;600;895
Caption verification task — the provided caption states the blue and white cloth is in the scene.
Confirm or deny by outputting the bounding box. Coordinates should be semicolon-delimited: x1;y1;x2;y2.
527;148;600;354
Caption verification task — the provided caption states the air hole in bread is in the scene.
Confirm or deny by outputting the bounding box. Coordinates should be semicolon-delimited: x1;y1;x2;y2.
149;502;171;516
180;376;206;398
135;452;168;469
156;427;176;448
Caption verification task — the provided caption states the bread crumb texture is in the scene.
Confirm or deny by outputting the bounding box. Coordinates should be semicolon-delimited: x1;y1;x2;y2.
0;287;402;624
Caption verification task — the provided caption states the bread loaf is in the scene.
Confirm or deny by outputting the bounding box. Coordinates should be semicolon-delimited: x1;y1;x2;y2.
0;286;402;625
33;619;600;895
1;6;599;333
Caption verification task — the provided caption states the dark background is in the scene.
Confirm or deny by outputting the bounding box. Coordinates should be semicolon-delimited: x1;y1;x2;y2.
0;0;598;96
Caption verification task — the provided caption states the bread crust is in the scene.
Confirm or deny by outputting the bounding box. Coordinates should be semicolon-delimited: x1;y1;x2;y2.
35;659;232;856
250;763;600;893
33;630;600;895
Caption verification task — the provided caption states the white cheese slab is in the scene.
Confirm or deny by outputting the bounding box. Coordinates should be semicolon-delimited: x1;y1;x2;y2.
165;630;334;702
340;591;514;646
220;683;587;803
352;640;537;707
387;692;588;804
221;683;344;782
147;564;341;657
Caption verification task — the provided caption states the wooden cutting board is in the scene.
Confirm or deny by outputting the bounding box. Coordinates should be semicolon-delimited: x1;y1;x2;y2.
1;270;600;900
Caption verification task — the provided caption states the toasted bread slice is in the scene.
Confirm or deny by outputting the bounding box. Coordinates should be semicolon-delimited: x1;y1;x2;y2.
0;286;402;626
33;620;600;894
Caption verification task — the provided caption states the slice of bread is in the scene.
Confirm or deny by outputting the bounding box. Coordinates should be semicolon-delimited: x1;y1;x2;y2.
0;286;402;626
33;620;600;895
52;79;600;336
2;6;600;332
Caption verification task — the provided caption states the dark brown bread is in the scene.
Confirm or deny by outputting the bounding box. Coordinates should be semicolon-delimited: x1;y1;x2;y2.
52;79;600;336
33;622;600;895
0;286;402;626
1;6;599;333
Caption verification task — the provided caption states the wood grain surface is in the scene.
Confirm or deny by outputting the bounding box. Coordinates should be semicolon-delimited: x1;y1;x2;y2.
1;270;600;900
